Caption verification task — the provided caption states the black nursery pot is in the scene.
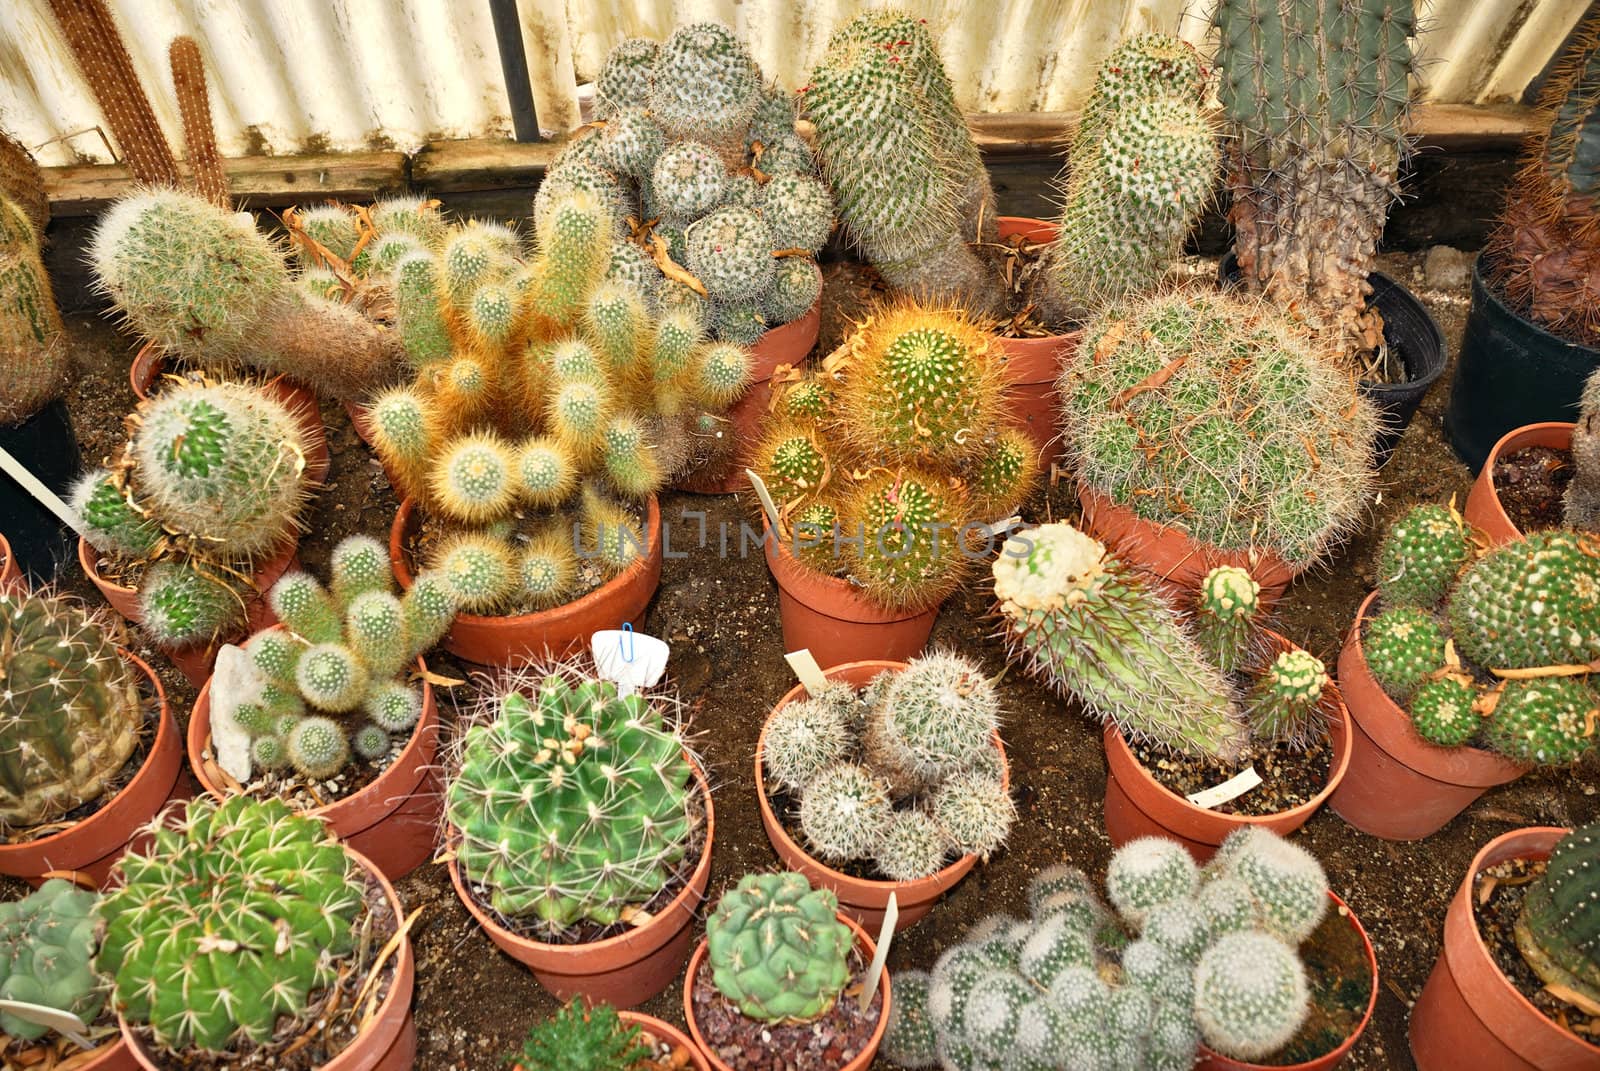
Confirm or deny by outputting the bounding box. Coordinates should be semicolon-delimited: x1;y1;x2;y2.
1219;255;1446;469
1444;253;1600;474
0;398;81;583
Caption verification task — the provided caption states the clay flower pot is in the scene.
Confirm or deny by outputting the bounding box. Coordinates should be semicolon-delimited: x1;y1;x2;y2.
684;912;890;1071
1078;484;1303;607
0;652;189;886
993;217;1082;464
390;496;663;666
0;531;19;591
1102;632;1352;862
1196;892;1379;1071
678;297;822;495
1410;826;1600;1070
447;762;714;1008
1326;591;1528;841
187;641;443;882
1462;422;1574;547
120;846;417;1071
761;520;940;669
755;660;1007;932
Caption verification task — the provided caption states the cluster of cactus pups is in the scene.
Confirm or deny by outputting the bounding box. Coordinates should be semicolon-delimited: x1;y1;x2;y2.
0;879;107;1043
1516;819;1600;1005
885;827;1332;1069
72;379;314;650
753;301;1038;609
705;871;855;1024
993;522;1334;764
445;661;697;935
764;652;1014;880
210;535;457;783
1365;503;1600;764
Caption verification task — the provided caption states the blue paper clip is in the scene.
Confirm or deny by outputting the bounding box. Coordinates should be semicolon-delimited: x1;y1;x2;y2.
620;622;635;663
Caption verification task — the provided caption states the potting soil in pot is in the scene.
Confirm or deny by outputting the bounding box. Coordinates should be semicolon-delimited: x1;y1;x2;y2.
1491;445;1573;533
690;948;882;1071
1130;735;1333;817
1252;902;1374;1065
1474;857;1600;1044
226;733;403;814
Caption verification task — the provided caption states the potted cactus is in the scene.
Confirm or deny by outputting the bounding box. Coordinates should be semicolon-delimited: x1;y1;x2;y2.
993;522;1352;859
750;301;1038;666
1410;822;1600;1070
684;871;890;1071
1058;290;1379;603
1447;16;1600;472
755;653;1014;931
1328;506;1599;841
883;828;1376;1071
185;535;457;880
0;589;186;884
511;1000;710;1071
71;379;316;685
103;796;416;1070
443;661;712;1007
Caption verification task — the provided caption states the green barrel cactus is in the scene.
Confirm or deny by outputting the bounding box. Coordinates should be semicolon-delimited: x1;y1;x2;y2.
1516;820;1600;1005
1376;503;1472;608
1409;675;1480;748
0;879;106;1041
705;871;854;1024
1449;530;1600;670
1482;677;1599;765
1363;605;1447;700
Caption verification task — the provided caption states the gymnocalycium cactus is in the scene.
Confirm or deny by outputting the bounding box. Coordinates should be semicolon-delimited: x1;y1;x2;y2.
0;589;142;829
0;190;68;425
97;796;365;1054
513;1001;655;1071
705;871;854;1025
0;879;107;1041
1516;819;1600;1005
446;663;697;933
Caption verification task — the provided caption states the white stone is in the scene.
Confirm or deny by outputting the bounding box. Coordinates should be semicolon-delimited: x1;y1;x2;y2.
209;643;259;783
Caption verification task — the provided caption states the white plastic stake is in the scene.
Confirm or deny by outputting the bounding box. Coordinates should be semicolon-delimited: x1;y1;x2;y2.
0;445;87;537
745;468;781;533
1186;766;1263;809
859;892;897;1012
784;649;831;697
0;1000;94;1050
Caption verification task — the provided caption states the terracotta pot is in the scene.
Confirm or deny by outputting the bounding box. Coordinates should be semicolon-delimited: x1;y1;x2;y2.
390;496;663;666
447;762;714;1008
684;912;890;1071
77;535;300;688
756;660;1007;932
1462;422;1574;547
0;652;189;886
761;521;940;669
993;217;1082;465
345;399;375;446
187;640;443;881
1078;484;1303;607
0;531;19;591
1102;631;1352;862
1196;892;1379;1071
1326;591;1528;841
678;297;821;495
1410;827;1600;1070
120;847;417;1071
625;1012;712;1071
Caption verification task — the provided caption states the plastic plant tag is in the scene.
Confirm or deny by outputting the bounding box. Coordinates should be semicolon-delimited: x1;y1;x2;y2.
0;445;87;538
745;468;782;533
1186;766;1262;809
784;649;831;697
858;892;897;1012
591;626;669;696
208;643;255;783
0;1000;93;1050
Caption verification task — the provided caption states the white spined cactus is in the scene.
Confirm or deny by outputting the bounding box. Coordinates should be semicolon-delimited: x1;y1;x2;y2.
1106;836;1200;926
1193;931;1310;1061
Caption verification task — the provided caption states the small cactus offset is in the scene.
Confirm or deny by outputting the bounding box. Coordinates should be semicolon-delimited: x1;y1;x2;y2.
1245;650;1330;748
513;1001;655;1071
1195;566;1263;676
1516;819;1600;1005
0;879;107;1042
705;871;854;1024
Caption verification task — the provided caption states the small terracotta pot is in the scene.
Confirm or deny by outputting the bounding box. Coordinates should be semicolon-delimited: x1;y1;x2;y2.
1410;827;1600;1070
120;846;417;1071
390;496;664;666
187;641;443;881
77;535;300;688
1196;891;1379;1071
1326;591;1528;841
624;1012;712;1071
756;660;1007;932
1102;631;1352;862
0;652;189;886
993;217;1082;465
761;521;940;669
1078;484;1303;607
684;912;890;1071
1462;422;1574;547
0;531;19;591
447;762;714;1008
678;297;821;495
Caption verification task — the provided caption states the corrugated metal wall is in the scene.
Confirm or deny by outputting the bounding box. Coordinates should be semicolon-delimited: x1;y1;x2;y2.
0;0;1590;167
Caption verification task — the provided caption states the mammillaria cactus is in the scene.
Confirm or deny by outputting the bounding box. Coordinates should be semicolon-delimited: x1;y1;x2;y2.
1516;820;1600;1004
1193;932;1310;1060
0;590;142;828
513;1001;655;1071
1448;530;1600;670
0;879;107;1041
1362;605;1446;699
446;664;696;932
705;871;854;1024
0;189;68;425
1376;503;1472;607
97;796;365;1054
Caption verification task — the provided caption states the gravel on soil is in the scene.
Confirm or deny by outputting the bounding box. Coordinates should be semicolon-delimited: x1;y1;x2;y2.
1491;445;1572;533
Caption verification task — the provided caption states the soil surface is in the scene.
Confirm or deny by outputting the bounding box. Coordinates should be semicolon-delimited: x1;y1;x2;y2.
689;951;883;1071
1492;445;1573;533
1133;735;1334;818
15;248;1600;1071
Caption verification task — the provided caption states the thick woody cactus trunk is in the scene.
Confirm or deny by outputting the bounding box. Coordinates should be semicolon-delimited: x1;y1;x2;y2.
169;37;230;208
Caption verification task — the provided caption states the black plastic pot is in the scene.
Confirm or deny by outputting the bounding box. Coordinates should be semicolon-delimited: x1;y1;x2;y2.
0;398;81;583
1219;256;1447;468
1444;254;1600;474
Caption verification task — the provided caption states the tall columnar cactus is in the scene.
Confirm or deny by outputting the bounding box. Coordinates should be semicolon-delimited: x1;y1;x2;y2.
705;871;854;1025
1214;0;1418;359
0;191;68;425
1195;566;1262;675
97;796;364;1054
0;590;142;828
1516;820;1600;1004
0;879;107;1041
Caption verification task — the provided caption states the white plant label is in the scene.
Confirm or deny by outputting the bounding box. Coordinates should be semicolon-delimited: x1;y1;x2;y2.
859;892;898;1012
0;445;86;538
784;649;831;697
745;468;782;533
1186;766;1263;809
0;999;93;1049
591;629;669;696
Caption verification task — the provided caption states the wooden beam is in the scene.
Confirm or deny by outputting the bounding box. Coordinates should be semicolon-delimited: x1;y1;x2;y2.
410;137;563;193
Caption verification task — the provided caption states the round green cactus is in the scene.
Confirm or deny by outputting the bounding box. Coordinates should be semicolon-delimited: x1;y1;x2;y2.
694;342;754;408
139;562;241;649
760;173;833;254
351;724;391;762
650;141;726;221
648;22;761;149
752;424;828;500
798;763;892;864
1449;531;1600;671
1144;898;1214;962
431;433;518;525
1410;675;1480;747
365;681;424;734
764;257;822;325
1018;912;1096;990
862;653;999;794
1193;932;1310;1061
931;772;1015;858
517;436;578;508
1483;677;1599;765
435;533;518;614
686;206;775;302
603;239;662;298
876;809;949;881
1376;503;1472;608
1106;837;1199;927
0;879;107;1041
1208;826;1329;944
595;37;658;115
705;871;853;1025
1245;649;1329;747
599;107;666;178
71;470;160;559
250;734;288;770
270;572;341;645
845;470;969;609
1364;605;1447;700
329;535;390;609
518;526;578;611
1196;565;1262;675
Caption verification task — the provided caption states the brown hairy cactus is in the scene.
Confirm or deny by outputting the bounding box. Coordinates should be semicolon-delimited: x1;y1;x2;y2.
0;195;68;425
169;37;229;208
0;131;48;241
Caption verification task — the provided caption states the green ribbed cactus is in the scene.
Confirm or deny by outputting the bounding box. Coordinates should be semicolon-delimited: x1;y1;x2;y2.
1245;650;1329;748
1196;566;1262;676
446;667;695;932
0;192;67;425
0;879;106;1041
97;796;364;1054
1448;531;1600;670
705;871;853;1025
514;1001;654;1071
1516;820;1600;1004
1376;503;1473;608
1364;606;1446;699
